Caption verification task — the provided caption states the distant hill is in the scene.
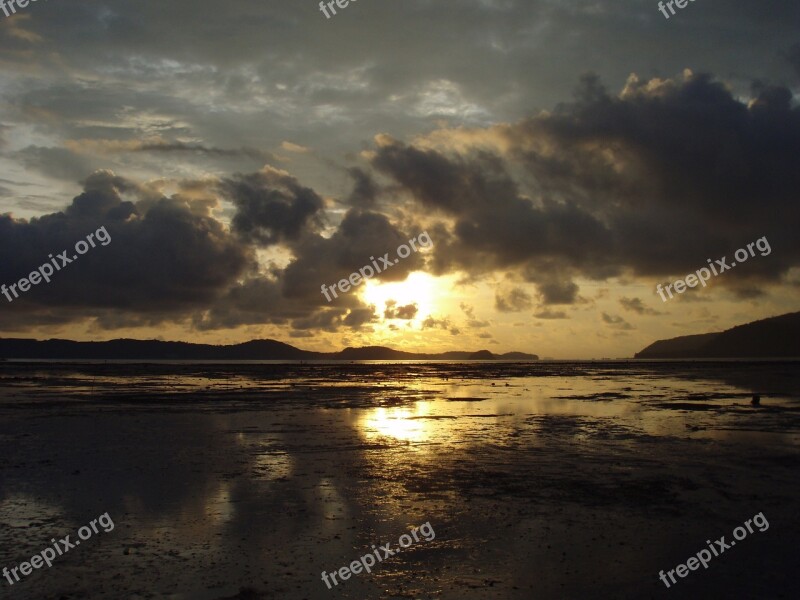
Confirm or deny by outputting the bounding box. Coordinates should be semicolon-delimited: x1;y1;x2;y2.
0;338;538;361
633;333;720;359
634;312;800;359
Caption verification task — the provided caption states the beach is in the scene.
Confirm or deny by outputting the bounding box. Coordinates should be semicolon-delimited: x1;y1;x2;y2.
0;361;798;599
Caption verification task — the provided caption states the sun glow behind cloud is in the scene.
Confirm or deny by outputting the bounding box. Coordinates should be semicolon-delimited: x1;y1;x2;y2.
361;272;441;325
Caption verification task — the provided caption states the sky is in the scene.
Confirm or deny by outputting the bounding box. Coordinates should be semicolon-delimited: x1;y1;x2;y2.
0;0;798;358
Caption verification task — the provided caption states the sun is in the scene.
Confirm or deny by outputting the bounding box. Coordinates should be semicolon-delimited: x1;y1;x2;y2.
360;272;439;322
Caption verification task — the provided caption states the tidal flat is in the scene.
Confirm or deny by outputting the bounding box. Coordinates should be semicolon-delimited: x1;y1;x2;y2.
0;361;798;599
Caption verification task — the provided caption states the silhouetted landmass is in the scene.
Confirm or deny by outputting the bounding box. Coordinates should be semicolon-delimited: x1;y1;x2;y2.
0;338;538;361
497;351;537;360
635;312;800;358
635;333;720;359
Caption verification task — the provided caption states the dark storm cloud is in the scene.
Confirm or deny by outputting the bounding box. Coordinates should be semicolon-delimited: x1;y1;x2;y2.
190;277;301;332
343;306;378;329
533;277;580;305
192;276;377;333
345;167;381;208
371;72;800;298
509;73;800;282
0;170;252;327
281;208;426;300
288;306;376;333
220;166;325;246
0;164;397;333
152;169;429;333
189;186;429;332
371;136;611;301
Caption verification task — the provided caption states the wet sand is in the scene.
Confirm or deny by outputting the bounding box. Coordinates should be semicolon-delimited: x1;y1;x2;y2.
0;361;799;599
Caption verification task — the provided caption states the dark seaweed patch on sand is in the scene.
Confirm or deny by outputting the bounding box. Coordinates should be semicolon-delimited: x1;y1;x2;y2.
446;397;489;402
407;415;457;420
651;402;724;411
552;392;632;401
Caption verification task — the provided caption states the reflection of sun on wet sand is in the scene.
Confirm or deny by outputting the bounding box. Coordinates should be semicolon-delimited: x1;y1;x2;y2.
360;403;435;443
0;361;799;598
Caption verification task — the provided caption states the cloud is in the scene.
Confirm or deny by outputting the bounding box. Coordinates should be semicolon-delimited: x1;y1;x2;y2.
506;72;800;284
280;141;310;153
66;138;276;163
421;315;460;335
0;14;43;44
344;306;378;330
193;179;427;332
534;309;568;319
619;296;663;316
370;134;610;305
369;72;800;298
192;197;428;332
16;146;95;181
601;312;635;330
289;308;351;333
0;165;394;335
460;302;490;327
1;0;798;348
0;170;252;328
345;167;381;208
191;277;307;331
384;300;418;320
279;209;426;307
534;278;580;305
0;123;10;149
785;42;800;78
495;287;532;312
220;166;325;246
